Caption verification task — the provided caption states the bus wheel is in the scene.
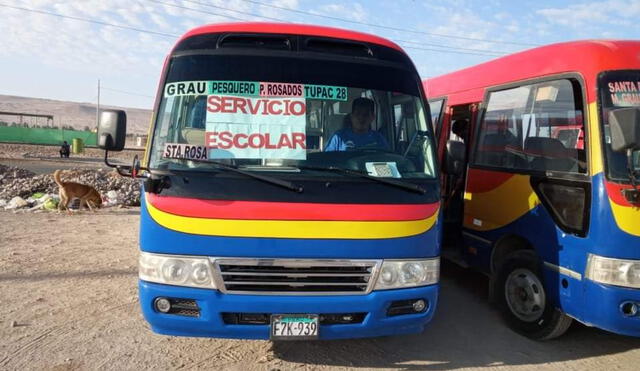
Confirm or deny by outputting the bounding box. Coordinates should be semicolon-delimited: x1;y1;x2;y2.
494;250;572;340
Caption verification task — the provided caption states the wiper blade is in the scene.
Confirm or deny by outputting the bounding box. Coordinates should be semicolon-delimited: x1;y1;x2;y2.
299;165;426;194
166;158;303;193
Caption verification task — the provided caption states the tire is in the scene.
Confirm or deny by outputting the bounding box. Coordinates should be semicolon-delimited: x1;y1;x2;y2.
494;250;572;340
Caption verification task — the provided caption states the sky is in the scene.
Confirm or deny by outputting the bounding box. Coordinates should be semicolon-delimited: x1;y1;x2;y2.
1;0;639;110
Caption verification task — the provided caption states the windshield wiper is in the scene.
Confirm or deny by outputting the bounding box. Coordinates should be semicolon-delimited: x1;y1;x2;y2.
160;158;303;193
298;165;426;194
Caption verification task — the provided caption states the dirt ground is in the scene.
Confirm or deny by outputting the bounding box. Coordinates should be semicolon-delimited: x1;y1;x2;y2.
1;208;639;371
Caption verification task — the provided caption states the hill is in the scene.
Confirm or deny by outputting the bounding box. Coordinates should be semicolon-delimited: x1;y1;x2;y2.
0;95;151;134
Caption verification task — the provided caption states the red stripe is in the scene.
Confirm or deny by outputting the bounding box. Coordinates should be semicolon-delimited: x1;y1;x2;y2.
466;168;514;193
606;181;638;207
147;193;438;221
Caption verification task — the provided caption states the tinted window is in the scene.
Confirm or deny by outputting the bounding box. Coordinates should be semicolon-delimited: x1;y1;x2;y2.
474;79;586;173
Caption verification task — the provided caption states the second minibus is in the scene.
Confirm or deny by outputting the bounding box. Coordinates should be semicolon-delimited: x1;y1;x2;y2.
425;40;640;339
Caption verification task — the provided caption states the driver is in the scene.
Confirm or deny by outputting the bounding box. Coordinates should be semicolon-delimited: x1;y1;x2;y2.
324;97;389;151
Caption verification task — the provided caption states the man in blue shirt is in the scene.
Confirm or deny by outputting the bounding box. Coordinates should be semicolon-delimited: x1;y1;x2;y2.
324;97;389;151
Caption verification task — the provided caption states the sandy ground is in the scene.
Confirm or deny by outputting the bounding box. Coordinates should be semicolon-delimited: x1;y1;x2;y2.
1;209;639;370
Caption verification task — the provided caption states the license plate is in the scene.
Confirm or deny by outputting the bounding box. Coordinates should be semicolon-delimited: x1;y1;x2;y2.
270;314;319;340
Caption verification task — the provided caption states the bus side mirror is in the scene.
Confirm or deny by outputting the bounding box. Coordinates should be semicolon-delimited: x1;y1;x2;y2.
609;107;640;153
98;110;127;151
445;140;466;176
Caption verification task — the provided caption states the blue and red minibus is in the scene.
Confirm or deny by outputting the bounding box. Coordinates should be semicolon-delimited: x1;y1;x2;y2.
98;23;441;340
425;40;640;339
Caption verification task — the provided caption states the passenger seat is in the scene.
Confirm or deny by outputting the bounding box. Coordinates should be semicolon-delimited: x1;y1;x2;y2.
524;137;576;172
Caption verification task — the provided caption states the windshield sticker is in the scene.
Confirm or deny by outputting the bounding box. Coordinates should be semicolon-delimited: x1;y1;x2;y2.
205;95;307;160
210;81;260;96
163;143;208;160
260;82;304;97
608;81;640;106
165;80;347;101
304;84;347;101
165;81;209;97
365;162;401;178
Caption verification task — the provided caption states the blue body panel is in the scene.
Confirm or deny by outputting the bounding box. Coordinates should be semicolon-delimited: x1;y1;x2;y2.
581;281;640;337
138;194;441;339
140;281;438;340
461;173;640;336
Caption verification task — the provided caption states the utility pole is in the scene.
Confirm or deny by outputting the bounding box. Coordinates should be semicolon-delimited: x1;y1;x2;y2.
96;79;100;129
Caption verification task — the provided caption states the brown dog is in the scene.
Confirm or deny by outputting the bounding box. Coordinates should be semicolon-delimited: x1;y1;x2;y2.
53;170;103;211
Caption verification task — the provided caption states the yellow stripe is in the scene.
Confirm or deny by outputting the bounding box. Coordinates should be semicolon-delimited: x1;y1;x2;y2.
588;102;604;175
610;200;640;237
146;198;439;239
463;174;539;231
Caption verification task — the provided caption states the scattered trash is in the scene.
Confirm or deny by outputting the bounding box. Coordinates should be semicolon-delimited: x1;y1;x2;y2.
104;190;120;207
5;196;28;210
67;198;82;211
43;198;59;211
0;165;141;211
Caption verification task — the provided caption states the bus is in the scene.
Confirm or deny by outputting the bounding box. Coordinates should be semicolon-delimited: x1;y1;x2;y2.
97;23;441;340
425;40;640;340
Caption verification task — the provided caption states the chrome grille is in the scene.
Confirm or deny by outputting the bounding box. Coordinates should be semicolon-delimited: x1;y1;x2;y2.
212;259;380;295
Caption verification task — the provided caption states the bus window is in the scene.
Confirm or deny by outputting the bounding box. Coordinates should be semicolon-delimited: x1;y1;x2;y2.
475;79;586;173
598;70;640;181
429;99;445;138
152;83;435;179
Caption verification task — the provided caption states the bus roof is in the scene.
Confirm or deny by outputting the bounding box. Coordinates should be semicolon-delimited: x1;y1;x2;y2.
179;22;404;53
425;40;640;103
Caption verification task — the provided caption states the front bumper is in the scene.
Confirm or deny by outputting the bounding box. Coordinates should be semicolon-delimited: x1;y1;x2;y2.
580;280;640;337
139;280;438;340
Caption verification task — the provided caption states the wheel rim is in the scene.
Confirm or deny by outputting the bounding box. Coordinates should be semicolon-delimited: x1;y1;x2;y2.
504;268;546;322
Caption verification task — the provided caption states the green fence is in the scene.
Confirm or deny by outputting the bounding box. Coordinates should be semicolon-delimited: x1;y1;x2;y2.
0;127;97;146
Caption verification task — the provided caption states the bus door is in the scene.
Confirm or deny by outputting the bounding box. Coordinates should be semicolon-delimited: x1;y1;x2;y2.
428;98;446;145
465;78;588;270
442;103;477;256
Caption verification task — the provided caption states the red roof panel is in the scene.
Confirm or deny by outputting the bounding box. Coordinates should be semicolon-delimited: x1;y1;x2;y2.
178;22;403;52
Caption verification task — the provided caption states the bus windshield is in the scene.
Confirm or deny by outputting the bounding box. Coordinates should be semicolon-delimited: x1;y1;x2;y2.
148;54;436;180
599;70;640;181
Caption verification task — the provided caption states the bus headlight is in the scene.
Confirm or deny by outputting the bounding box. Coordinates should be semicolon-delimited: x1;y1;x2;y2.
374;258;439;290
139;252;216;289
585;254;640;289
